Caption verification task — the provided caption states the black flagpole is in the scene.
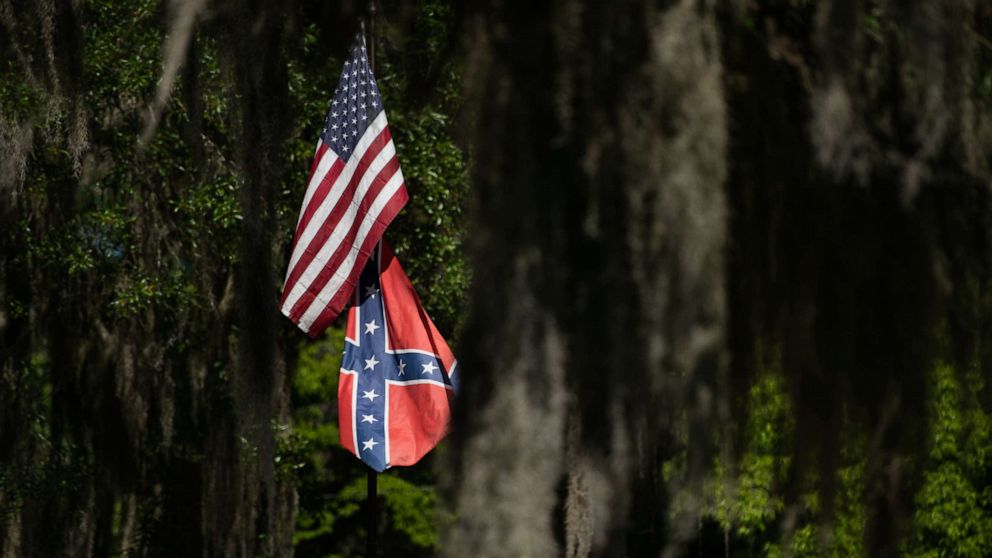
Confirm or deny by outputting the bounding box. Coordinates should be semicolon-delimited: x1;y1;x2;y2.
365;8;378;558
367;467;377;558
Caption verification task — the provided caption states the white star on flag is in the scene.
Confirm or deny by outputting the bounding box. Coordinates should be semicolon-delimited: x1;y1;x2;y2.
361;414;378;424
362;389;379;401
364;320;380;335
364;355;380;371
362;437;379;451
398;360;407;376
422;361;438;376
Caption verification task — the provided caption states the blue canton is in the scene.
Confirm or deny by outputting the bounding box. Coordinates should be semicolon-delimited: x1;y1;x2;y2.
343;245;454;472
320;34;384;159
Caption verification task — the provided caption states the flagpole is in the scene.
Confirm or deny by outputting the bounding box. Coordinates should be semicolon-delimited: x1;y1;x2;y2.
364;8;379;557
366;467;377;557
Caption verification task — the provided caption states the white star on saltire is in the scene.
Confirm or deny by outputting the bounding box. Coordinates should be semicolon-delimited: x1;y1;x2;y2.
398;360;407;376
364;284;378;299
361;414;378;424
364;355;379;371
422;361;438;376
362;437;379;451
364;319;380;335
362;389;379;401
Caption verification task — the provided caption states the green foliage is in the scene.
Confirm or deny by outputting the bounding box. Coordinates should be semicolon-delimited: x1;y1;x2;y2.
288;330;444;557
905;363;992;558
708;363;792;538
699;347;867;557
378;473;443;550
694;351;992;558
377;0;469;341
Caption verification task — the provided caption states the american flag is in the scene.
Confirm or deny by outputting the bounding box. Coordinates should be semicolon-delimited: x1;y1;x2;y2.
280;32;408;337
339;242;458;471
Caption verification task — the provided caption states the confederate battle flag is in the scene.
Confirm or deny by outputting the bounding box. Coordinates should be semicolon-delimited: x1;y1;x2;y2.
338;242;457;471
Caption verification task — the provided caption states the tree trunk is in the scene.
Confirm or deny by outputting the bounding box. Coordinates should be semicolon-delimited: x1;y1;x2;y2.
446;1;727;555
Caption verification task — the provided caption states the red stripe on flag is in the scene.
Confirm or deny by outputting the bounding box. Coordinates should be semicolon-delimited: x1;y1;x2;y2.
338;371;357;455
306;142;329;189
293;155;344;246
280;127;392;309
345;304;358;341
304;186;409;337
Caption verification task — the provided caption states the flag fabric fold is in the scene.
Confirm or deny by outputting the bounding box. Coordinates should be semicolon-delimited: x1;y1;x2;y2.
280;32;408;338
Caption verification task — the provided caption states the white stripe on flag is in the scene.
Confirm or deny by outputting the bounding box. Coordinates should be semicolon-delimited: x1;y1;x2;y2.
385;378;455;390
293;142;334;231
384;381;391;467
348;369;359;455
